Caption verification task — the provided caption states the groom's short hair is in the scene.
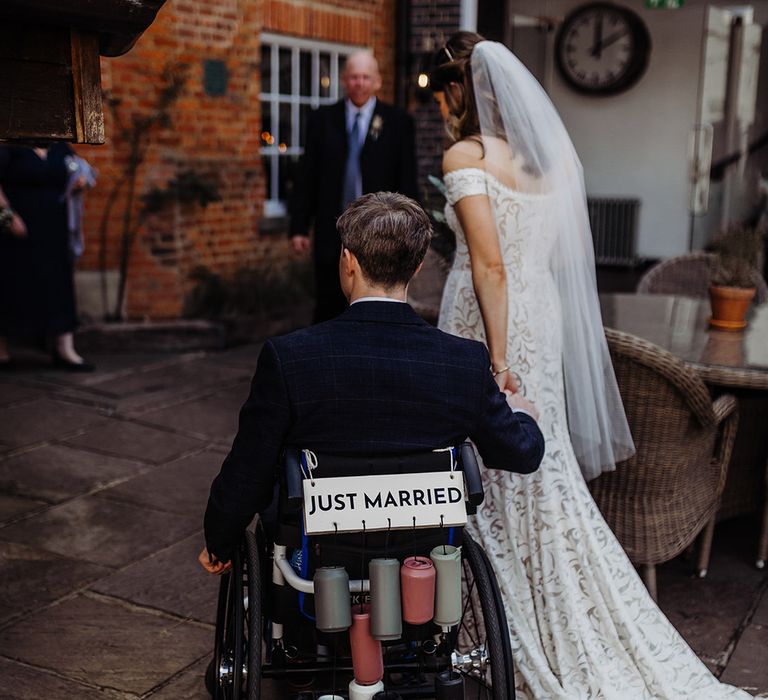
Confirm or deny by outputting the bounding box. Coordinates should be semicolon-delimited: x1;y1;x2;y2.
337;192;432;288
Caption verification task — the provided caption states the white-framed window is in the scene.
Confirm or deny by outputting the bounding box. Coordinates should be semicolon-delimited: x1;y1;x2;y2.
260;32;360;218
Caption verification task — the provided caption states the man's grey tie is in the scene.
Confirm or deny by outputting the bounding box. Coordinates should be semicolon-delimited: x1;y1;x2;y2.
342;111;362;209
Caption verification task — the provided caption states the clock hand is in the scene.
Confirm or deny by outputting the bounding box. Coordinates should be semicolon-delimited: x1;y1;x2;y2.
590;15;604;58
597;29;629;52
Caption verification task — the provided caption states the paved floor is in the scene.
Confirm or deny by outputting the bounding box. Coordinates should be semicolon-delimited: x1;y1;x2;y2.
1;343;767;699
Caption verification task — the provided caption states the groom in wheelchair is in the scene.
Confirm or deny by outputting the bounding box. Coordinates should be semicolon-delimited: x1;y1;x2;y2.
199;192;544;698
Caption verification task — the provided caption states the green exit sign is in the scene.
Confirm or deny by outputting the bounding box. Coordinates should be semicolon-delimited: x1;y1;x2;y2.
646;0;684;7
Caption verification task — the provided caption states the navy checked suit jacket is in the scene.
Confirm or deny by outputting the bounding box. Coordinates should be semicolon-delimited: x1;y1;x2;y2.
204;301;545;560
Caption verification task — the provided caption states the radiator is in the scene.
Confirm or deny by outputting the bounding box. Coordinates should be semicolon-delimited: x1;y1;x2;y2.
587;198;640;266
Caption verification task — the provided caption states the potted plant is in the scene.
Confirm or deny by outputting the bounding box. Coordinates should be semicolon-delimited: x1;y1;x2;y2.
709;222;765;330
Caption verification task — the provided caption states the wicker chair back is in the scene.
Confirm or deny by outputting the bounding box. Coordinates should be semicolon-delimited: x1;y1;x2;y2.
637;252;768;303
589;329;738;584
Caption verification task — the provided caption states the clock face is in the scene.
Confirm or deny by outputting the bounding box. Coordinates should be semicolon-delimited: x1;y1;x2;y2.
556;3;651;95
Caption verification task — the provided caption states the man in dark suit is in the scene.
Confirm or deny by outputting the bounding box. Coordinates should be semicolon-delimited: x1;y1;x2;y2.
290;51;418;323
201;193;544;571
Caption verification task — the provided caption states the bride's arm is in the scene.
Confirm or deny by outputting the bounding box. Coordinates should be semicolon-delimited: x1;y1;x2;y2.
452;192;513;391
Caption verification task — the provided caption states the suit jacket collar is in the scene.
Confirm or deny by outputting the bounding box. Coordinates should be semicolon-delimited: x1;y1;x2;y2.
336;300;430;326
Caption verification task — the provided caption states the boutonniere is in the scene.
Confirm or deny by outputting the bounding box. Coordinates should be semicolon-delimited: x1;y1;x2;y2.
369;115;384;141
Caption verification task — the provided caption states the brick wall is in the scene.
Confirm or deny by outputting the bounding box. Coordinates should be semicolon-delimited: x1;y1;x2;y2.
407;0;460;202
78;0;396;320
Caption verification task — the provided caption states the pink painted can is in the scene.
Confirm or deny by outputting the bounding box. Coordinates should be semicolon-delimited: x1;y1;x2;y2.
349;605;384;685
400;556;436;625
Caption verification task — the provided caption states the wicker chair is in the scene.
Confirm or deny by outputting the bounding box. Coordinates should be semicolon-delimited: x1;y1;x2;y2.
636;252;768;303
589;328;739;600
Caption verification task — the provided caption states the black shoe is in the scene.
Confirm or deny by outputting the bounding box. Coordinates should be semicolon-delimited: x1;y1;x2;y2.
51;353;95;372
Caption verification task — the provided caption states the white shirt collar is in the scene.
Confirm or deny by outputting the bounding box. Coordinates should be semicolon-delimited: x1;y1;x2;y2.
351;296;406;305
345;96;377;132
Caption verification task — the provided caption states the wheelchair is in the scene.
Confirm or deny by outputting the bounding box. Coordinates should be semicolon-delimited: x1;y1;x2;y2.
205;443;515;699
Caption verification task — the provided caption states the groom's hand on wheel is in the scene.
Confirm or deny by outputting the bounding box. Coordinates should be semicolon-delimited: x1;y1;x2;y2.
505;391;540;423
198;547;232;575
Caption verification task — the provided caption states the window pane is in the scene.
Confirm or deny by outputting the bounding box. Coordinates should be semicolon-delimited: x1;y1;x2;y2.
261;101;273;147
299;50;312;97
336;54;349;97
279;103;292;151
260;44;272;93
319;52;331;97
279;47;292;95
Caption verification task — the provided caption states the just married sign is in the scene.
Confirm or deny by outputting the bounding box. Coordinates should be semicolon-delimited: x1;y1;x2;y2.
302;471;467;535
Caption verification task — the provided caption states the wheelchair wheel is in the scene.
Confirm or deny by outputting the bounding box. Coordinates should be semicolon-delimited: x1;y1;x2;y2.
206;529;263;700
457;530;515;699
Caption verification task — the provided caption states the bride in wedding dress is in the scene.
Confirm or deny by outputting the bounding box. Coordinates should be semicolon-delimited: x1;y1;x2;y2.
431;32;751;699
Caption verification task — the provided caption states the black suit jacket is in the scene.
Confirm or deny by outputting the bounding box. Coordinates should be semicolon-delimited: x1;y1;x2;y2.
204;302;545;560
289;100;418;265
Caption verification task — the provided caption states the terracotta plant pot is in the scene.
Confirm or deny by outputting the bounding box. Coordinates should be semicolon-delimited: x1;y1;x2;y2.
708;284;756;331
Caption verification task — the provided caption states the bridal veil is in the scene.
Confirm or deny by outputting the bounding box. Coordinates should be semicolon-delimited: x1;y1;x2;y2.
470;40;635;480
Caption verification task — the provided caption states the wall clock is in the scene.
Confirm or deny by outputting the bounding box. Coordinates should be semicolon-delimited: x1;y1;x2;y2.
556;2;651;96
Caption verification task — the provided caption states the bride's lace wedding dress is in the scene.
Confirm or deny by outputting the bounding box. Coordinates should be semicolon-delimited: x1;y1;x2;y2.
438;167;750;700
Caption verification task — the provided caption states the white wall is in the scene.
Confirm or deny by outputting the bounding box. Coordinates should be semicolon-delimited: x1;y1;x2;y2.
509;1;767;259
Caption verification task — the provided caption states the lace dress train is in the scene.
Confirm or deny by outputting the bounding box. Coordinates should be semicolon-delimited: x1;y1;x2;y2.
438;168;750;700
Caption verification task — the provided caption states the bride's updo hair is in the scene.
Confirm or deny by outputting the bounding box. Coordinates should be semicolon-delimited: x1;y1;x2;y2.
429;31;484;143
431;31;547;176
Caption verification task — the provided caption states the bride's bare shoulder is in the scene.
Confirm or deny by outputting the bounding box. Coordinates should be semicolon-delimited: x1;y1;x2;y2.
443;139;484;174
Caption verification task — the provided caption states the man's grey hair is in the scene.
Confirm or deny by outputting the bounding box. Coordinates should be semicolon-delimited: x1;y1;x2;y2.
337;192;432;288
342;50;380;76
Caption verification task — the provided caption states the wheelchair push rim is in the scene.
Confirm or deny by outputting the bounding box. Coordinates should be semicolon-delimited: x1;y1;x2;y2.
454;530;515;699
207;529;263;700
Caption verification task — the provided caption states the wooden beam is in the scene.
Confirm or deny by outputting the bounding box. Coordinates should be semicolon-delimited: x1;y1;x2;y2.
70;29;105;145
0;23;75;143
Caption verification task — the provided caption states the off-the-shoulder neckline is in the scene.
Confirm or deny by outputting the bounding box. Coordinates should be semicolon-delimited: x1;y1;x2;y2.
443;167;551;199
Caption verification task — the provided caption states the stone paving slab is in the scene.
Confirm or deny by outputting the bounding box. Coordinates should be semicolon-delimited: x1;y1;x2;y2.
19;354;248;415
205;344;262;370
0;593;212;695
87;356;249;400
13;352;177;390
0;398;107;448
0;443;146;504
0;657;127;700
721;612;768;692
96;449;220;517
138;386;247;443
64;419;206;464
657;536;765;667
0;541;108;625
92;533;218;623
0;493;47;522
0;496;198;568
0;382;45;407
144;657;212;699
